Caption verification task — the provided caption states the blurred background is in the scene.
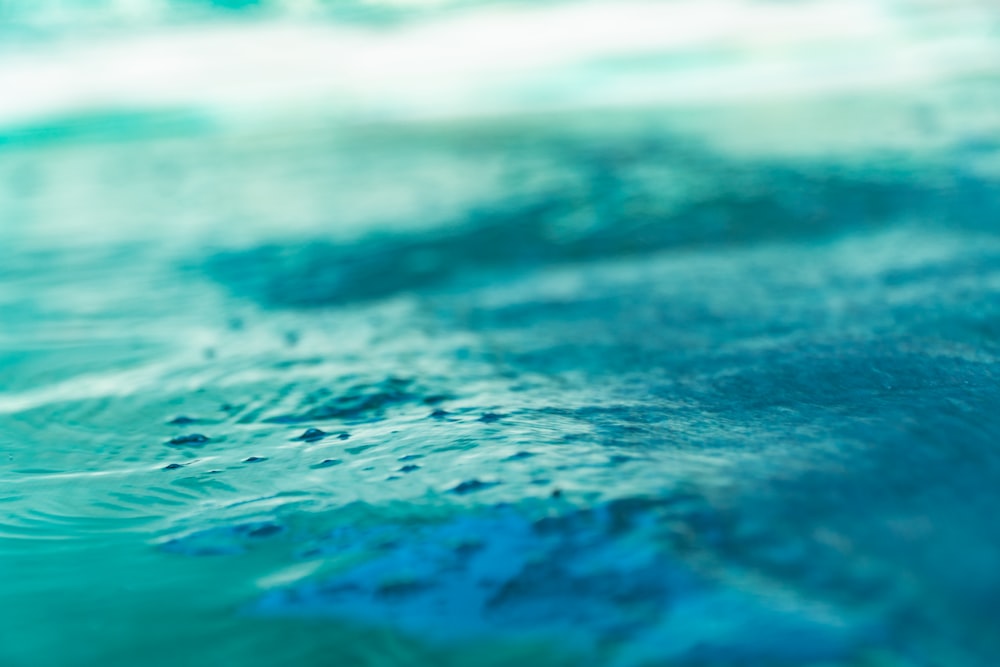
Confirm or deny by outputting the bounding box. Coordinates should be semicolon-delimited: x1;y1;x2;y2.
2;1;1000;666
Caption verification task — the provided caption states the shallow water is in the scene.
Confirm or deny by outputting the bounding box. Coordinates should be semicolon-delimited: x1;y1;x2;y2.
3;2;1000;666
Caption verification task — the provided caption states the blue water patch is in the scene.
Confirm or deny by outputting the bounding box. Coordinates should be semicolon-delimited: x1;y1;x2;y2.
161;498;877;664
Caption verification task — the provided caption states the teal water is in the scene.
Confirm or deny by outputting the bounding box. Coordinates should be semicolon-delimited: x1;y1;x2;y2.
3;2;1000;666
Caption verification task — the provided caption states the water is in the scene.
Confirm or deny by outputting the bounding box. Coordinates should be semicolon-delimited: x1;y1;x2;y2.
3;2;1000;665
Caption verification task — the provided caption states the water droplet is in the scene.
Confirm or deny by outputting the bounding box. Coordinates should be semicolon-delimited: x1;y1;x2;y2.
450;479;498;495
167;433;210;447
295;428;328;442
168;415;199;425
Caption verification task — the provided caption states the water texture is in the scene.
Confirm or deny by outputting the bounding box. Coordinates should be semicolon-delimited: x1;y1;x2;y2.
2;2;1000;666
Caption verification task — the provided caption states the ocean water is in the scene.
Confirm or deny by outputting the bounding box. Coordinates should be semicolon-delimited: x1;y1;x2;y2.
3;1;1000;666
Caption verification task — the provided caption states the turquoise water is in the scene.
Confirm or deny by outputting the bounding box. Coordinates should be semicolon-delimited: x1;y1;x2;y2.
3;2;1000;666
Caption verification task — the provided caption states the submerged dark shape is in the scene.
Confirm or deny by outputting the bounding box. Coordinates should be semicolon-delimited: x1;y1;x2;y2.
266;378;420;424
206;137;1000;309
166;433;210;446
450;479;499;495
167;415;200;425
245;523;282;538
294;428;329;442
162;521;284;557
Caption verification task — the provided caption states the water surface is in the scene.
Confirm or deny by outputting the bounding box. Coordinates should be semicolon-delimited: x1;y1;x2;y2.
3;2;1000;665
